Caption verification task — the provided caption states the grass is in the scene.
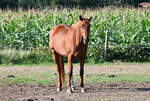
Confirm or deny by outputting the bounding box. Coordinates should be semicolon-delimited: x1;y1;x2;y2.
83;62;150;67
1;60;150;67
84;74;150;83
0;70;57;85
1;73;150;86
1;63;150;86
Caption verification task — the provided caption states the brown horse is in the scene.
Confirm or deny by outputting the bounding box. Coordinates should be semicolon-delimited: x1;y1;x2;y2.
49;15;92;93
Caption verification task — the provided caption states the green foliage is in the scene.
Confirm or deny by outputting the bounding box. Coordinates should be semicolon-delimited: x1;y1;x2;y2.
107;45;150;62
8;98;14;101
0;8;150;63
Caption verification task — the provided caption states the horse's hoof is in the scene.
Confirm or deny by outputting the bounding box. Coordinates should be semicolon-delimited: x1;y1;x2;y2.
67;89;73;93
71;86;75;91
81;88;85;93
57;88;62;91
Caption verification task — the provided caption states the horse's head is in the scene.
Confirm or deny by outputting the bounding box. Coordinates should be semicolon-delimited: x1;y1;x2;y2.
79;15;92;45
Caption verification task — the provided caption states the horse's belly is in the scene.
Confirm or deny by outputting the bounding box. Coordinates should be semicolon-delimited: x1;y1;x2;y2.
73;49;87;58
54;48;68;56
73;51;81;57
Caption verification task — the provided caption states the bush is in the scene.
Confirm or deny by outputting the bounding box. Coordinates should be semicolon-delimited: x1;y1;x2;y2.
0;48;53;65
107;45;150;62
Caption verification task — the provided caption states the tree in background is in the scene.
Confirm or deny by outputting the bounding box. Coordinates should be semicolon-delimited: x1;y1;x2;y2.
18;0;51;8
0;0;150;9
0;0;18;9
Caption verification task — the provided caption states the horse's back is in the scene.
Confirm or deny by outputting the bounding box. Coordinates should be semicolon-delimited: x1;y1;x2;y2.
49;24;73;56
50;24;71;37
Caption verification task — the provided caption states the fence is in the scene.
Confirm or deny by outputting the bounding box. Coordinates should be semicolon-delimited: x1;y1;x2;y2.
103;30;150;62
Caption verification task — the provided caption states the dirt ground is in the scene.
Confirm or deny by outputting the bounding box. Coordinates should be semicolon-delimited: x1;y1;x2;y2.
1;82;150;101
0;64;150;101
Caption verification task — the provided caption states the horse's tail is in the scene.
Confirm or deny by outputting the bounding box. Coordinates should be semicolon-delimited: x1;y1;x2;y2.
49;30;53;50
61;59;65;86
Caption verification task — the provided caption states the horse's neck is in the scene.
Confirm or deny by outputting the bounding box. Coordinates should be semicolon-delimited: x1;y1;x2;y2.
71;22;82;45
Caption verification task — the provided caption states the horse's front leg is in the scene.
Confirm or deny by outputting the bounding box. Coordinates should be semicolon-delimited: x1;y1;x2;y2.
67;54;73;93
80;56;86;93
71;76;75;91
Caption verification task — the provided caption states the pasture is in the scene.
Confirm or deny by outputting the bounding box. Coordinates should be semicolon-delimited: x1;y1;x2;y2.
0;63;150;101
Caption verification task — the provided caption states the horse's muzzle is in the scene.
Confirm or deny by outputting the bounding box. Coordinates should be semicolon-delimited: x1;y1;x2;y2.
83;38;89;45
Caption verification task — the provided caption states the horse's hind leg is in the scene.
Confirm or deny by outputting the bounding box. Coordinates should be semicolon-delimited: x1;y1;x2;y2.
59;56;65;86
80;56;86;93
52;51;62;91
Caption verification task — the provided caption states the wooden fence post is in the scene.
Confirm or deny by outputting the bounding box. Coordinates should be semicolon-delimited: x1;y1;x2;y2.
104;30;109;61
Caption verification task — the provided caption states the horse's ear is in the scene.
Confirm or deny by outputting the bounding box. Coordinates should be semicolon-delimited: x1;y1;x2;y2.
79;15;83;21
89;16;92;21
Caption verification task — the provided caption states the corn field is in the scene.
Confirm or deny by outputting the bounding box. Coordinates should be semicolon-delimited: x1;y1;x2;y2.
0;7;150;62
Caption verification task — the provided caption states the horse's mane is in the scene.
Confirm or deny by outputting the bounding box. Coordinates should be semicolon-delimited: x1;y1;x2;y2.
71;21;81;30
